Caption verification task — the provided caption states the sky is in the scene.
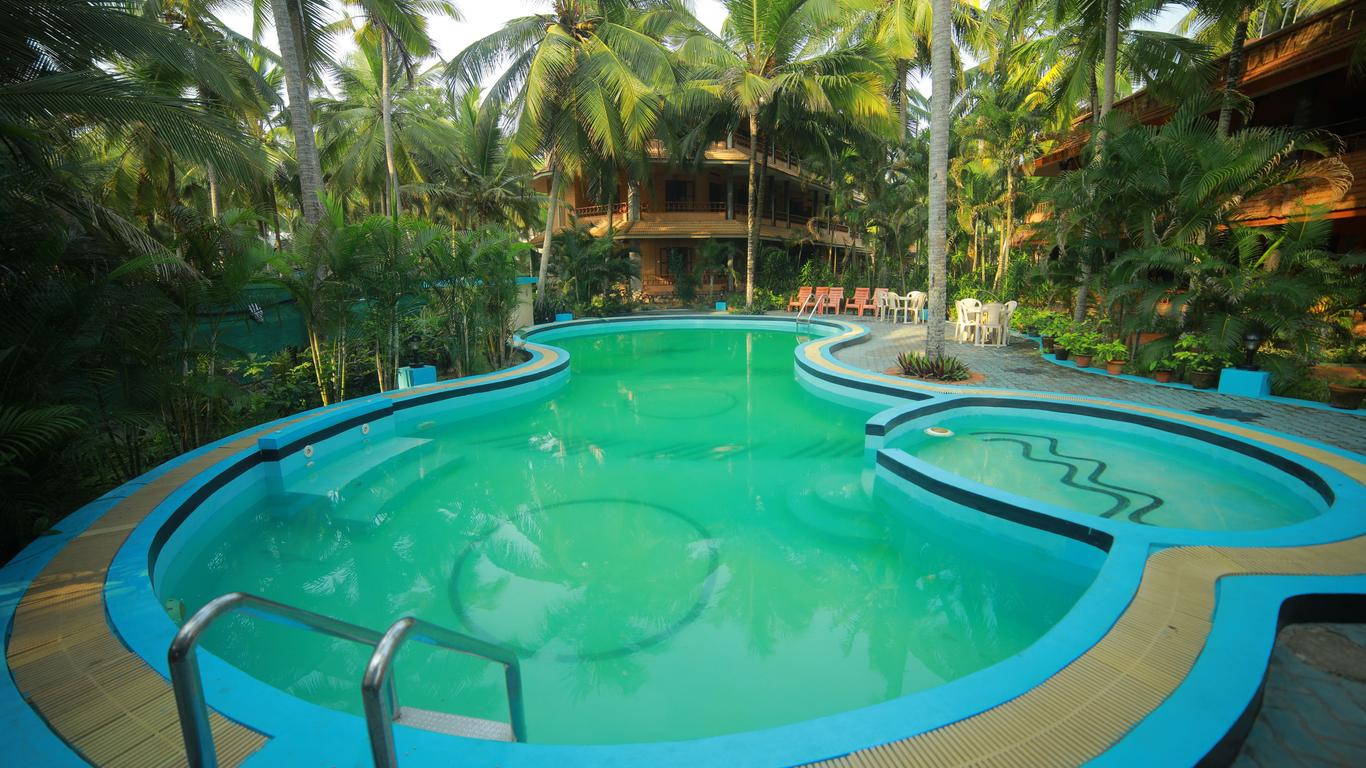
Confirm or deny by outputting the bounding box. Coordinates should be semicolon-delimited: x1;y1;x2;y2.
221;1;1190;98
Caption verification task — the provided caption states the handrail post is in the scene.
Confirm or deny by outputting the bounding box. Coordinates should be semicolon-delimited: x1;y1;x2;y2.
504;663;527;743
362;618;409;768
169;627;217;768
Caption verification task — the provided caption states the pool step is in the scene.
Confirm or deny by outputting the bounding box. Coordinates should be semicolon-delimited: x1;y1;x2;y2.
394;706;514;742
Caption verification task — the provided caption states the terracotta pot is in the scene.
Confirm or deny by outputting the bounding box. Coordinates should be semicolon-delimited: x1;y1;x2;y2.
1328;384;1365;410
1153;370;1174;384
1054;348;1070;361
1106;360;1126;375
1073;354;1093;368
1190;370;1219;389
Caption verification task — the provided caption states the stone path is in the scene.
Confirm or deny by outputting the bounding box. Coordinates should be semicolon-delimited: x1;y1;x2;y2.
819;317;1366;453
1234;624;1366;768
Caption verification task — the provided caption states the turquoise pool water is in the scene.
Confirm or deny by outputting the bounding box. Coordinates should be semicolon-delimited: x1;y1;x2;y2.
893;410;1323;530
158;329;1093;744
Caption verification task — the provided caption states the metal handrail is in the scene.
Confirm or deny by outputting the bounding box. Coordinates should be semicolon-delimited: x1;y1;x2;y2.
362;616;527;767
168;592;387;768
796;293;826;330
795;291;816;327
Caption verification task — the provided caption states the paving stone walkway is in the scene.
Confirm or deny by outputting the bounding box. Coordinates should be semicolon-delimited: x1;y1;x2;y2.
818;317;1366;454
1234;624;1366;768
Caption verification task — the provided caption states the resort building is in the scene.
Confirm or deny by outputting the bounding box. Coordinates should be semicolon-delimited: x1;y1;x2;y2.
532;133;864;297
1033;0;1366;249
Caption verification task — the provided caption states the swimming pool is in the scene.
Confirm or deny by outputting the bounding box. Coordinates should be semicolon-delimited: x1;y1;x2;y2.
7;315;1364;768
156;328;1093;744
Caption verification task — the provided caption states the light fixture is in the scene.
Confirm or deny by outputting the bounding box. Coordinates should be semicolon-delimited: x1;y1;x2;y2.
407;333;422;366
924;426;954;438
1240;331;1262;371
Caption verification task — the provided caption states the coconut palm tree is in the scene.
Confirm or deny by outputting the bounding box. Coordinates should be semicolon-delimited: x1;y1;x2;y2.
447;0;681;303
345;0;458;218
676;0;891;307
925;0;952;359
267;0;333;224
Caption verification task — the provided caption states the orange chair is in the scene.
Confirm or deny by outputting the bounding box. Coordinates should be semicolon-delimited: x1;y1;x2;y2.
812;286;830;312
822;287;844;314
845;287;873;315
787;286;813;311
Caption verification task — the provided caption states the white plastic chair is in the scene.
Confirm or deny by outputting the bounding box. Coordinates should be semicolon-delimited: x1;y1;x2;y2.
906;291;925;324
955;298;982;341
907;292;926;324
882;291;900;322
976;302;1007;347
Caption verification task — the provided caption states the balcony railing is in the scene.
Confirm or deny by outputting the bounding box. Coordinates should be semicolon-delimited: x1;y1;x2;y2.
663;201;728;213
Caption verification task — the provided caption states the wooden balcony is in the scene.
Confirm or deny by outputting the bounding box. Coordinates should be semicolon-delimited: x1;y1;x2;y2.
1035;0;1365;176
550;202;860;247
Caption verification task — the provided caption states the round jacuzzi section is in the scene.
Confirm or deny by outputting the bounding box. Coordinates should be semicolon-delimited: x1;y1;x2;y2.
881;400;1335;532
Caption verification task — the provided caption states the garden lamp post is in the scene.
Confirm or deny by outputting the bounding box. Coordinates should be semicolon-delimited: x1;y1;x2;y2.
1239;331;1262;370
407;334;422;367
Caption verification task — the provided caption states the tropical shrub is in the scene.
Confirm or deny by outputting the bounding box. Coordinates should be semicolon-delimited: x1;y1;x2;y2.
1094;340;1128;362
1172;334;1229;373
896;352;972;382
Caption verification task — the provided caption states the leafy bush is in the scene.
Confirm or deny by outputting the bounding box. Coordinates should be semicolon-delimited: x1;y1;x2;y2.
1172;333;1229;373
1056;328;1102;355
1093;340;1128;361
895;352;972;381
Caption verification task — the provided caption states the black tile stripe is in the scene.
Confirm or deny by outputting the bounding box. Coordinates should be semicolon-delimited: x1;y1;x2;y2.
876;450;1115;552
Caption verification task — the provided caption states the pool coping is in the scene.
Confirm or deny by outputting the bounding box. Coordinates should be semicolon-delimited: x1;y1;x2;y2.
2;314;1363;767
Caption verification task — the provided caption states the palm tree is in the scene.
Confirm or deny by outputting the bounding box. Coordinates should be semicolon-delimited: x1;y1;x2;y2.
345;0;458;218
268;0;332;224
2;0;260;179
315;52;448;215
858;0;986;138
409;88;540;230
447;0;680;303
926;0;952;359
677;0;891;307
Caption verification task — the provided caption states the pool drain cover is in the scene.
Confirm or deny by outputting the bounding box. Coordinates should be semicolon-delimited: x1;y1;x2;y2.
924;426;954;437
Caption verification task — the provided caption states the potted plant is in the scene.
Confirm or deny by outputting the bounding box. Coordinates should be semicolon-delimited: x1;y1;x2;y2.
1040;315;1068;354
1095;340;1128;375
1173;334;1226;389
1146;356;1177;384
1058;328;1101;366
1328;379;1366;410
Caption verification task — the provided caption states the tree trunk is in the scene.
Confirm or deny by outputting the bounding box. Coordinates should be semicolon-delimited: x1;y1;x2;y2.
207;165;220;218
926;0;951;360
1089;77;1100;125
994;167;1013;291
1102;0;1120;118
895;58;910;140
382;29;400;218
1218;6;1253;137
270;0;326;224
537;161;561;303
1073;260;1091;322
745;110;760;307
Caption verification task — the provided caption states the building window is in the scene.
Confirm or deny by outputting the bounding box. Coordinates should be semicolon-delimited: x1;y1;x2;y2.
658;246;692;278
664;179;695;211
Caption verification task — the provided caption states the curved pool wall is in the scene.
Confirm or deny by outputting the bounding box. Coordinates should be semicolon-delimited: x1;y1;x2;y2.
4;313;1365;768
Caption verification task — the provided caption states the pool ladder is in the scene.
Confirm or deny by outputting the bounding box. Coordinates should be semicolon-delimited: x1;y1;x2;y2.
168;592;526;768
795;292;826;332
